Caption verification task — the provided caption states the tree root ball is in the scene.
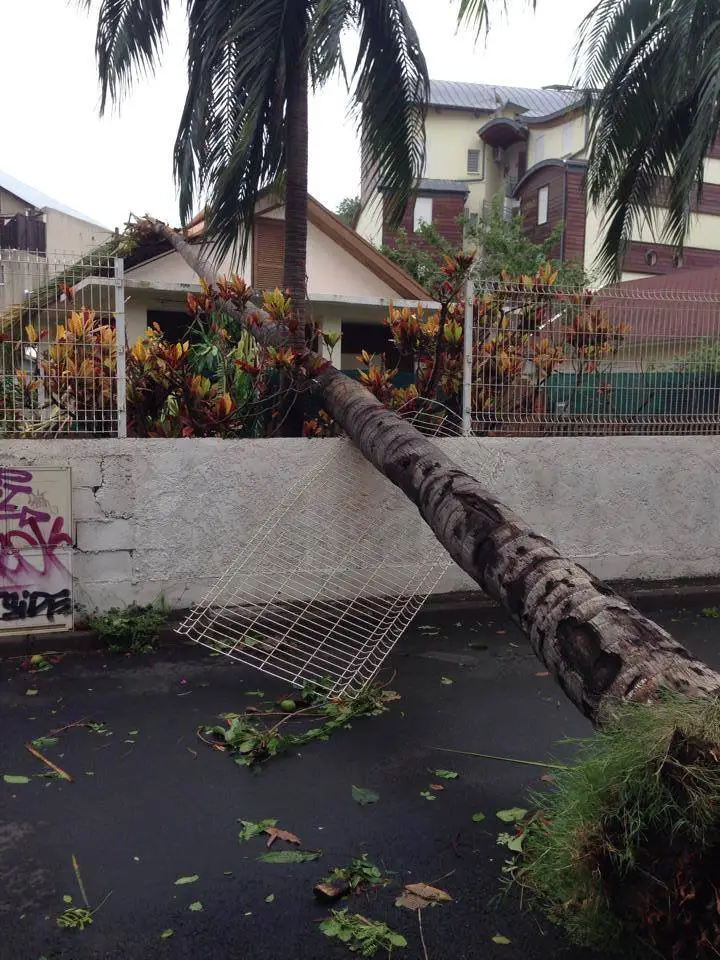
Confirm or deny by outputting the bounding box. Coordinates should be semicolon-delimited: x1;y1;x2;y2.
517;694;720;959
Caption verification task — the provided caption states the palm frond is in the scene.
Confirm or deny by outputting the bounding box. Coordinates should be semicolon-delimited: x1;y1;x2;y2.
352;0;429;228
175;0;311;267
579;0;720;280
309;0;354;90
90;0;171;112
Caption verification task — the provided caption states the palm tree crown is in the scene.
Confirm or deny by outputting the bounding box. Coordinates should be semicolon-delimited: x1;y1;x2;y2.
85;0;429;306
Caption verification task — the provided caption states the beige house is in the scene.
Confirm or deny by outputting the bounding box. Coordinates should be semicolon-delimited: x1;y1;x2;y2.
0;170;112;311
122;194;433;369
357;79;720;283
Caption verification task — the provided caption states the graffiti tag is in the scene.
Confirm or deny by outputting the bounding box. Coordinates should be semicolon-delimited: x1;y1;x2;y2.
0;588;71;621
0;469;72;583
0;466;73;632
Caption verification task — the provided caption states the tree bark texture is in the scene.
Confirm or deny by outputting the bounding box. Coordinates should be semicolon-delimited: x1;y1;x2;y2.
282;42;310;348
145;218;720;727
316;367;720;726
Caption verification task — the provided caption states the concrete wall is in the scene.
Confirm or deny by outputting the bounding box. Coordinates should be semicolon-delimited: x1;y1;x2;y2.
0;436;717;619
44;210;111;255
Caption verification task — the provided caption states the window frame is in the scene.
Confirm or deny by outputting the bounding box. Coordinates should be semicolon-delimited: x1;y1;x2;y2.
467;149;480;174
413;196;433;233
537;185;549;226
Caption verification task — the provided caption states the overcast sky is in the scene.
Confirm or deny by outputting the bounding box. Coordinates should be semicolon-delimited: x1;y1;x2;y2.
1;0;597;230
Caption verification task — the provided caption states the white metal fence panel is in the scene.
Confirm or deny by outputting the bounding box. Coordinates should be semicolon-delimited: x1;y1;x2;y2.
0;250;125;437
471;280;720;436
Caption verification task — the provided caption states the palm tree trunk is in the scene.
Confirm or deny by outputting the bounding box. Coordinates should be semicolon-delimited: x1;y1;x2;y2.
142;216;720;724
315;365;720;724
283;43;309;353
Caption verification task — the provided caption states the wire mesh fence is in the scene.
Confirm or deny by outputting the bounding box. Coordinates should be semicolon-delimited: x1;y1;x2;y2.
0;249;125;437
177;403;463;699
472;280;720;436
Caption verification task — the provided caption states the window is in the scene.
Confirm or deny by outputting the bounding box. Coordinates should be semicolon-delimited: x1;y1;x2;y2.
467;149;480;174
537;185;549;225
0;263;4;287
534;135;545;164
673;251;684;269
562;122;574;156
645;249;658;267
413;196;433;232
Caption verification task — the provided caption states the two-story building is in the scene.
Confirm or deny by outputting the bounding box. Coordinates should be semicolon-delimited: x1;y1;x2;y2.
0;170;112;310
356;79;720;283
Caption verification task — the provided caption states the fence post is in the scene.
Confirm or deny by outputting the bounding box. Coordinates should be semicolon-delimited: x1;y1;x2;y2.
462;275;474;436
113;256;127;438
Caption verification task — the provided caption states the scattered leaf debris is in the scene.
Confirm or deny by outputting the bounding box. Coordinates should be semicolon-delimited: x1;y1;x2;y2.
188;901;203;912
492;934;511;945
472;812;486;823
258;850;321;864
396;882;452;911
160;928;174;939
433;769;458;780
351;785;379;806
174;875;199;885
440;677;454;685
4;775;30;785
265;826;301;848
496;808;528;823
265;893;275;903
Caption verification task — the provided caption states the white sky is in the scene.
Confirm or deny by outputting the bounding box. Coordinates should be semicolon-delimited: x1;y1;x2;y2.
0;0;597;230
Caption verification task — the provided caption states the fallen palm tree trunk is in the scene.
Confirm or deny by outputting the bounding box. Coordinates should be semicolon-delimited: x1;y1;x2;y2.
145;217;720;956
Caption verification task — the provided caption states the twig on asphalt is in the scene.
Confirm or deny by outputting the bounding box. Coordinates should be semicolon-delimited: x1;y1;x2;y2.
432;747;569;770
25;742;72;781
418;908;429;960
72;854;90;908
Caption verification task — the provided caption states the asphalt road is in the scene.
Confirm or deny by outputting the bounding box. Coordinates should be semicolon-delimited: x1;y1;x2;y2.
1;603;717;960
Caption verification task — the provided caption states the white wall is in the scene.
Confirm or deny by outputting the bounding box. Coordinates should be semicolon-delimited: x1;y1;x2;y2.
0;436;717;619
45;210;112;255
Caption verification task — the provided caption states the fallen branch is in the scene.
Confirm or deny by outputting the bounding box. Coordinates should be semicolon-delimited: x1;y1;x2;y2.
25;742;72;781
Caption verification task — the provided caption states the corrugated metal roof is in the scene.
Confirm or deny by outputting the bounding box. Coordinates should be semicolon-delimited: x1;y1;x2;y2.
429;80;584;119
418;178;470;194
0;169;108;228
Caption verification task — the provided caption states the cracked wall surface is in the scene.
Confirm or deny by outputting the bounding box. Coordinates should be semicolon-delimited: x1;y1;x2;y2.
0;437;717;615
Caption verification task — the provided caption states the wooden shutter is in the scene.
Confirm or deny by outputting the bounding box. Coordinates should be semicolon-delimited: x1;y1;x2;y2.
253;218;285;292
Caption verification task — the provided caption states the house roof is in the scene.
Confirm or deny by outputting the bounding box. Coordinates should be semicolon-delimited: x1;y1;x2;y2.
126;194;431;301
0;168;108;228
417;178;470;195
429;80;585;121
596;267;720;340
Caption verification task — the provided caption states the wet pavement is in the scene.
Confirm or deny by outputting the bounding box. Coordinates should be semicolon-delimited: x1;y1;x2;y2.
1;603;717;960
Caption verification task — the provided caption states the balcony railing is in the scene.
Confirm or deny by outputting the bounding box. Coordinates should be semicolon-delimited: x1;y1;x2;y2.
0;214;46;254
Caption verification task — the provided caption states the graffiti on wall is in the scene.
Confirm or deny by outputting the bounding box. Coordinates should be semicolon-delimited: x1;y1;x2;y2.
0;467;73;633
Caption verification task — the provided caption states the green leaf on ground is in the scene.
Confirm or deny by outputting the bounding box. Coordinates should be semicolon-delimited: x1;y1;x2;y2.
472;812;486;823
492;934;511;944
25;689;38;696
160;928;174;939
434;769;458;779
265;893;275;903
258;850;321;864
351;785;379;806
420;791;436;801
440;677;453;685
496;808;528;823
238;819;278;842
244;690;265;697
128;730;139;736
4;775;30;784
32;737;58;748
174;875;199;885
188;901;203;912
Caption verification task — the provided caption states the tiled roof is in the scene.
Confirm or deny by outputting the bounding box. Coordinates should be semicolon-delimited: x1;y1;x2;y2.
429;80;585;120
0;169;108;228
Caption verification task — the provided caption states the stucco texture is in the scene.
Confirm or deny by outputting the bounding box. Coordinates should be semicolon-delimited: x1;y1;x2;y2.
0;437;716;615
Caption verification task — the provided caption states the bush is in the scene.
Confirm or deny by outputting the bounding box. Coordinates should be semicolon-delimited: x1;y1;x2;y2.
89;598;170;653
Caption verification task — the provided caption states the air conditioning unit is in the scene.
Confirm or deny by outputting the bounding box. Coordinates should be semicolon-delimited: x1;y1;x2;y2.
492;146;504;163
